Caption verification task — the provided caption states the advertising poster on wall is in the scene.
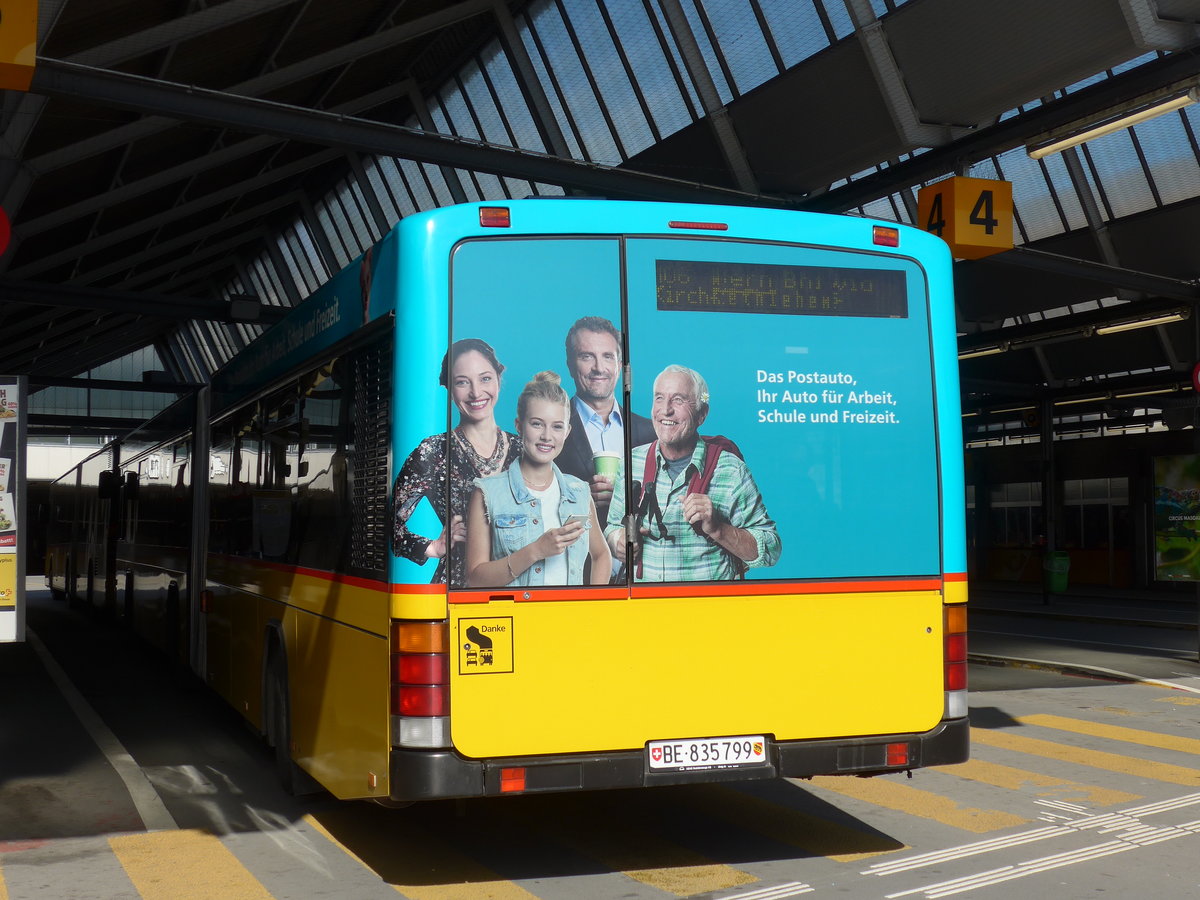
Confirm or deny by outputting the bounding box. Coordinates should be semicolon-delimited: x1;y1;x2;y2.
1152;454;1200;582
0;375;25;641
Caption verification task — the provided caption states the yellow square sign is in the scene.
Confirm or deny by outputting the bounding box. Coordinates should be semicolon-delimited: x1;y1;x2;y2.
0;0;37;92
917;176;1013;259
457;617;514;675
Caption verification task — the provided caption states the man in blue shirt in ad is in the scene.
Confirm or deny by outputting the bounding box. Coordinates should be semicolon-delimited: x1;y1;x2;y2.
558;316;655;528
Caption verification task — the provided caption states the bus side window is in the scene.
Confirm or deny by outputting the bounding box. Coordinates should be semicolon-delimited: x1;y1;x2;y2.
293;360;348;571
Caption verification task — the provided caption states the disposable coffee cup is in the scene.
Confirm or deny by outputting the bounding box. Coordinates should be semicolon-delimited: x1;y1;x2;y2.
592;451;621;477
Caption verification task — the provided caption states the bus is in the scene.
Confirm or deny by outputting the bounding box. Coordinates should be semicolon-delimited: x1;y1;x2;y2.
45;199;968;802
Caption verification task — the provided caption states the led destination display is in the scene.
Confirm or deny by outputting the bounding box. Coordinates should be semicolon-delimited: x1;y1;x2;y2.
657;259;908;318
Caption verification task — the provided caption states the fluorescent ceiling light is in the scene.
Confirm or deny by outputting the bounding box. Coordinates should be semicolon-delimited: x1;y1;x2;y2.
1054;394;1109;406
1027;88;1200;160
1113;387;1175;398
1094;311;1188;335
958;344;1007;359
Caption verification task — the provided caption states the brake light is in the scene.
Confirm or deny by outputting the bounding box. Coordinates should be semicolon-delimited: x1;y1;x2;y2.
395;684;448;716
500;767;526;793
873;225;900;247
944;604;968;715
479;206;511;227
391;620;451;747
886;742;910;767
668;220;729;231
394;654;449;684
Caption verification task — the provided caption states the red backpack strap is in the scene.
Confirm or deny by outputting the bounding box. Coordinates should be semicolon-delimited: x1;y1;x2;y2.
687;435;741;496
634;442;659;579
640;440;658;504
686;436;748;578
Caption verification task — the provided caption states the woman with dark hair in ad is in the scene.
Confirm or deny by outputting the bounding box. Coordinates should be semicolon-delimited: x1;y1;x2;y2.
391;338;520;585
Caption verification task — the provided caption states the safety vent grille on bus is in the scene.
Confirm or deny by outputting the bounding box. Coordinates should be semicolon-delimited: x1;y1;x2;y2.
350;337;391;574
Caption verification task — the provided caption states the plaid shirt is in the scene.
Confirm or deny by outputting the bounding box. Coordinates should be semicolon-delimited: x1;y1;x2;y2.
605;440;781;582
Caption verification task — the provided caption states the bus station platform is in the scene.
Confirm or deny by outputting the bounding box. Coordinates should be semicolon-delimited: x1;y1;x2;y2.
968;580;1200;683
3;577;1200;843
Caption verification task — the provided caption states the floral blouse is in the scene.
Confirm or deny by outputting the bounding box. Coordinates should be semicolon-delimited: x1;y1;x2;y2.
391;430;521;586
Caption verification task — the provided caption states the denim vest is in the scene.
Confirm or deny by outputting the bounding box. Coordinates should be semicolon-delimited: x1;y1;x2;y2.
475;463;591;586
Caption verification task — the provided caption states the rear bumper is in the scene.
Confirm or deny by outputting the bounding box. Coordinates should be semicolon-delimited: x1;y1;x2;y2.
390;715;970;802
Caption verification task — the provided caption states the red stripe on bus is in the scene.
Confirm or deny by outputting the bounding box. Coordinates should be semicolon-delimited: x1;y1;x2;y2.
208;554;388;595
629;578;942;599
944;572;968;582
388;583;449;595
448;587;628;604
446;578;942;603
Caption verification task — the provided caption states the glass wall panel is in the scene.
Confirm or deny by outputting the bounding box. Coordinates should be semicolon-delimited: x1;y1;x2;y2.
698;0;779;95
1138;111;1200;206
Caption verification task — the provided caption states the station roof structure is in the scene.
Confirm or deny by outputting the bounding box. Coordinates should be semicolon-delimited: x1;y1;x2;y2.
6;0;1200;440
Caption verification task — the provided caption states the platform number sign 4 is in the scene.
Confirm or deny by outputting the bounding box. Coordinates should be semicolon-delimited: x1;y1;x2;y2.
916;177;1013;260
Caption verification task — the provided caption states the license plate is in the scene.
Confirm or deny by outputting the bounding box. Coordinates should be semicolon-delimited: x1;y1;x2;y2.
646;735;767;771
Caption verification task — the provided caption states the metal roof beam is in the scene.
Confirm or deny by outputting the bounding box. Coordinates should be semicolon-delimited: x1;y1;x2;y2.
17;82;411;240
29;415;154;436
30;58;797;209
27;1;493;176
7;150;340;280
0;279;288;324
72;194;303;287
802;48;1200;213
29;375;199;393
1;0;307;205
30;321;176;379
983;247;1200;301
112;228;270;293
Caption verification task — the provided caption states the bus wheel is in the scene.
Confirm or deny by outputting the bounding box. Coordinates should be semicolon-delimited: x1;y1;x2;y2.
266;649;320;797
267;651;299;795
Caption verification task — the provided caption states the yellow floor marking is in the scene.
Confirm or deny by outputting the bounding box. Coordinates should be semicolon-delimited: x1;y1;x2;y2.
686;784;905;862
809;776;1029;834
108;830;273;900
1017;714;1200;756
1157;696;1200;706
940;758;1140;806
305;813;539;900
972;728;1200;786
0;866;7;900
501;802;755;897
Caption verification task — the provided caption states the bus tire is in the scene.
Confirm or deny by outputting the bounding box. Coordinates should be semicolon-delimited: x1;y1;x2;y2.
266;650;298;795
266;647;321;797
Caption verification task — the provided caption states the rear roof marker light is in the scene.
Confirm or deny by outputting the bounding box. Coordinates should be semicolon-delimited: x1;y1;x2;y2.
480;206;511;228
668;220;728;231
873;225;900;247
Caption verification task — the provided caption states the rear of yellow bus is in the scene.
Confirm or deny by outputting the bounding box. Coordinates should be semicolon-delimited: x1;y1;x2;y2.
385;200;966;801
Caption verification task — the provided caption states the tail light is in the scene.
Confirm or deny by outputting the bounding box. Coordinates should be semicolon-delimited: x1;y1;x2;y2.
873;225;900;247
391;620;451;748
479;206;511;227
944;604;968;718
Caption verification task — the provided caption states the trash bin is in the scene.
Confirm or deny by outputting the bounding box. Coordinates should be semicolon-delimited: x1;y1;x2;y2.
1043;550;1070;593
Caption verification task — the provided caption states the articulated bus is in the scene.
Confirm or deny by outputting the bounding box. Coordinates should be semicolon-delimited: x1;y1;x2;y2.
46;199;968;802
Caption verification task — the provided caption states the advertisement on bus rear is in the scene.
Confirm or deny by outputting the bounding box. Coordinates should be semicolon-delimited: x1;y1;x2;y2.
388;234;942;592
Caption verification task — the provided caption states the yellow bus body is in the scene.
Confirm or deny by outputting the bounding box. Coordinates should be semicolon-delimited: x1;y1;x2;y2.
205;557;392;800
447;587;947;760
